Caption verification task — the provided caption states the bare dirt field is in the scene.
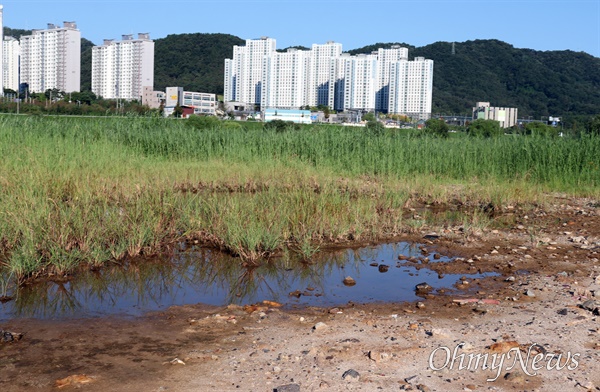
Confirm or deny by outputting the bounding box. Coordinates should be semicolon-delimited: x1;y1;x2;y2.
1;197;599;391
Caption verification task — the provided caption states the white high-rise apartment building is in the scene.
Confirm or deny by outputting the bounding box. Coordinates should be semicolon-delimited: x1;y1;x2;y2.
389;57;434;120
375;46;408;112
3;36;19;92
307;41;342;108
92;33;154;100
0;5;4;95
261;48;310;109
224;38;433;118
341;53;378;112
20;22;81;93
224;37;276;106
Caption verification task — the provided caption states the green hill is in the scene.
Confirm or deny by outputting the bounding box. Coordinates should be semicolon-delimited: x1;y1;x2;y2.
349;39;600;118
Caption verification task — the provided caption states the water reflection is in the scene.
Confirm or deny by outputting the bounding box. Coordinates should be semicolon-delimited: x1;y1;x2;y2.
0;242;497;320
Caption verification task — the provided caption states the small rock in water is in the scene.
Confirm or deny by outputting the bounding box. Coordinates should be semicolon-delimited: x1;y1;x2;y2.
343;276;356;286
273;384;300;392
342;369;360;382
378;264;389;273
415;282;433;294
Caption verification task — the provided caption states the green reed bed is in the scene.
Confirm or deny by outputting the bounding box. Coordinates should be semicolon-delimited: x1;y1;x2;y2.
0;115;598;281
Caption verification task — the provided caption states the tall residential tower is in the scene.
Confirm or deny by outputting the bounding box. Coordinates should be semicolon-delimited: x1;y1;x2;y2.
20;22;81;93
92;33;154;100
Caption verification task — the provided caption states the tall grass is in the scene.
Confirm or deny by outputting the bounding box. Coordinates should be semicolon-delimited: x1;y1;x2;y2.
0;115;598;280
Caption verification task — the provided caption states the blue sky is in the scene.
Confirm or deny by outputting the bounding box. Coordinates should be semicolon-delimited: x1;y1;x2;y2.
2;0;599;57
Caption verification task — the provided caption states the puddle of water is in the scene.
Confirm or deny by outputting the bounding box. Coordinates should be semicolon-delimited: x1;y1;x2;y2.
0;242;497;321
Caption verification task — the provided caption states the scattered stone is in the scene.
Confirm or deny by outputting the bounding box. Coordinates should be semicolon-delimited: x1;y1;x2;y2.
378;264;389;273
329;307;342;314
289;290;302;298
416;384;431;392
163;358;185;365
581;300;599;312
525;289;536;297
488;341;519;353
503;371;526;384
415;282;433;294
273;384;300;392
465;384;477;391
557;308;568;316
343;276;356;286
342;369;360;382
505;276;516;282
369;262;379;267
55;375;95;389
313;322;328;331
0;330;23;343
416;302;425;309
368;350;391;363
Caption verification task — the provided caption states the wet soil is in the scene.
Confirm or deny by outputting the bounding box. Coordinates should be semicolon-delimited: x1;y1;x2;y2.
1;196;599;391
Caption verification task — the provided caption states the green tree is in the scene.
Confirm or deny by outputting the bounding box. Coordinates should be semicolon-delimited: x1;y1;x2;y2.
523;121;559;137
586;115;600;135
467;119;503;138
172;104;184;118
362;112;376;122
423;118;449;138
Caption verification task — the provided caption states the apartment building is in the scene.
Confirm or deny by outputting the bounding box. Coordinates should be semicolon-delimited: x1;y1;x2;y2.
375;45;408;112
224;38;433;119
92;33;154;100
224;37;276;106
261;48;310;109
3;36;19;92
307;41;342;108
341;53;378;112
20;22;81;93
0;5;4;95
389;57;434;120
472;102;518;128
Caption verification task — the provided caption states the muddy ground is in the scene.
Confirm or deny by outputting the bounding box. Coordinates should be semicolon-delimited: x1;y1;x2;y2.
1;197;599;391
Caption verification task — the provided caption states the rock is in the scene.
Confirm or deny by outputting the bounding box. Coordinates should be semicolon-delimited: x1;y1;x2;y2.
488;341;519;353
342;369;360;382
557;308;568;316
415;282;433;294
378;264;389;273
525;289;536;297
581;300;599;312
465;384;477;391
417;384;431;392
343;276;356;286
416;302;425;309
368;350;390;363
313;322;328;331
55;375;95;388
503;371;526;384
369;262;379;267
273;384;300;392
505;276;516;282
